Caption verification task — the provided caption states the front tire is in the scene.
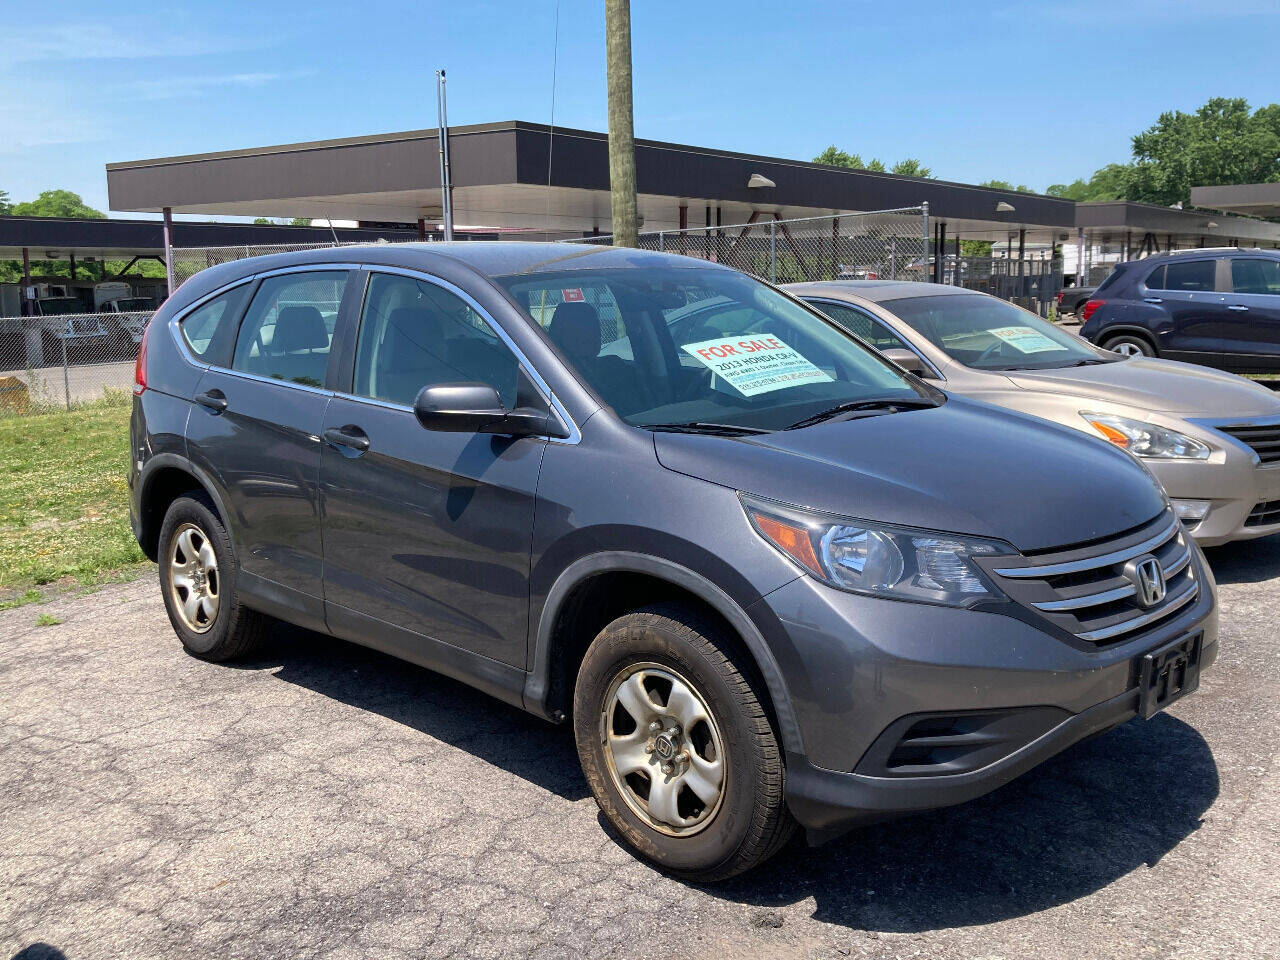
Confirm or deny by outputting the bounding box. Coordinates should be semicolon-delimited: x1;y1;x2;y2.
158;493;267;662
573;603;795;881
1102;333;1156;358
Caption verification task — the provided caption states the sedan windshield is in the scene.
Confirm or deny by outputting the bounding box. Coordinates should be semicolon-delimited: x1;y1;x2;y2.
496;266;932;432
885;293;1116;370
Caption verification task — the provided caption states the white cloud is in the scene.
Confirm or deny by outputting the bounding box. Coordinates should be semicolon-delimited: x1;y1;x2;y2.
118;71;312;101
0;88;106;153
4;22;258;62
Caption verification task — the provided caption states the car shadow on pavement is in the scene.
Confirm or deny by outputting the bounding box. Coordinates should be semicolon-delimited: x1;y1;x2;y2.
1203;535;1280;585
706;712;1218;932
234;623;591;802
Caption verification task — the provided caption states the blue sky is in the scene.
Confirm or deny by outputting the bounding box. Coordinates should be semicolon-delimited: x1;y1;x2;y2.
2;0;1278;218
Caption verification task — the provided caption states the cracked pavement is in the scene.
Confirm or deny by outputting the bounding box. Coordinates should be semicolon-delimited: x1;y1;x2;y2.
3;538;1279;960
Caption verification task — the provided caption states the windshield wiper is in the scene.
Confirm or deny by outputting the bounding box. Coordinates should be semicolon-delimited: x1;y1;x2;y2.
643;421;772;436
783;396;938;430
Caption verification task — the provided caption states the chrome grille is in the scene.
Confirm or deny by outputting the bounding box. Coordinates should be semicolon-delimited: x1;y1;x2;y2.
1214;421;1280;464
984;512;1198;646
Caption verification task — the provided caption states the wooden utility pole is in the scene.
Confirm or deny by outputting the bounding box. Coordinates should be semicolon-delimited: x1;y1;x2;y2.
605;0;638;247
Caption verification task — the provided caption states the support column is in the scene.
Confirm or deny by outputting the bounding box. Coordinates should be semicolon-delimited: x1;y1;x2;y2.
1124;230;1131;262
69;254;77;280
937;222;947;283
1017;227;1026;303
21;247;32;317
1075;227;1085;286
417;218;427;241
162;206;176;298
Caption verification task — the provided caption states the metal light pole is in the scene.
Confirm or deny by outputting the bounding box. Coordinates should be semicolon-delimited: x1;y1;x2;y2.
605;0;638;247
435;69;455;242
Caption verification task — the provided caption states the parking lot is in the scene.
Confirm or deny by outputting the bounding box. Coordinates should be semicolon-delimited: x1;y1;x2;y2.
0;537;1276;960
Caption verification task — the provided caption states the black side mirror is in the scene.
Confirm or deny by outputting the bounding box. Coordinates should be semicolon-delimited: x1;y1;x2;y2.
413;382;569;439
881;348;927;376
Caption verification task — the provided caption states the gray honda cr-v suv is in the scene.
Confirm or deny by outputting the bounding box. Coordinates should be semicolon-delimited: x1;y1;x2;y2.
129;243;1218;880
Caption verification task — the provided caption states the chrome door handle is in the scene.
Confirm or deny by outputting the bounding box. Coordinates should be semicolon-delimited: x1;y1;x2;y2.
1143;297;1163;304
1227;304;1250;311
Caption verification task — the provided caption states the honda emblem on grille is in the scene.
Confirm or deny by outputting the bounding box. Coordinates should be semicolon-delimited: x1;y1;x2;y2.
1126;554;1167;608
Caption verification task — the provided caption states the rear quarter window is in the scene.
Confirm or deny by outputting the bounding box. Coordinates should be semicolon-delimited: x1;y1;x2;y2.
180;285;251;364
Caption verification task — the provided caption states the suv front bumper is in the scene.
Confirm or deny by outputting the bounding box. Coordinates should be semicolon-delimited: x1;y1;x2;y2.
755;547;1218;841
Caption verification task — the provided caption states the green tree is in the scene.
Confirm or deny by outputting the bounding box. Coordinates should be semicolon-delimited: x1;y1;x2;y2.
1046;163;1130;202
0;189;11;215
814;147;932;176
979;178;1034;193
289;217;310;226
253;217;273;225
814;145;864;168
960;239;994;256
1127;97;1280;206
11;189;105;218
890;158;933;178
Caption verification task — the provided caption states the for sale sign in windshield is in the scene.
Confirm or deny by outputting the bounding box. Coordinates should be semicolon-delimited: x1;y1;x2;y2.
681;336;833;397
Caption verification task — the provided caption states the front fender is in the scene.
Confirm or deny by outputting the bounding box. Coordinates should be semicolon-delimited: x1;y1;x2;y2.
524;550;807;758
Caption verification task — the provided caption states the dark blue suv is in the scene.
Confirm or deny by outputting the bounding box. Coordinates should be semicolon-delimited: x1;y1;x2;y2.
1079;248;1280;372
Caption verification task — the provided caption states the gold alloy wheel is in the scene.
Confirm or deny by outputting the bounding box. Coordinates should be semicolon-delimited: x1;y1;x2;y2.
167;522;220;634
599;662;726;837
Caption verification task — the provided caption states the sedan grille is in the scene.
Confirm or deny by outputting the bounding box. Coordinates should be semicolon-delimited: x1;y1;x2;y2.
1246;499;1280;528
1213;421;1280;465
982;511;1198;646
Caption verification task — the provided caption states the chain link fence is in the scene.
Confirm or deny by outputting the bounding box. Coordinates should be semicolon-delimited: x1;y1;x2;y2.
943;257;1065;314
564;208;930;284
171;242;377;288
0;312;153;414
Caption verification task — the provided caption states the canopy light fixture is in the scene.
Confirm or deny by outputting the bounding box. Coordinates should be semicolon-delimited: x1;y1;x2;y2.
747;173;776;189
995;201;1015;213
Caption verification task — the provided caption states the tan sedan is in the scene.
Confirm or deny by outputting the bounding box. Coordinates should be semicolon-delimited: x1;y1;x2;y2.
787;280;1280;546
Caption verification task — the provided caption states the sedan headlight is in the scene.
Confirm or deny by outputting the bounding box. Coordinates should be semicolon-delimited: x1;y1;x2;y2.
1080;412;1210;460
742;496;1012;607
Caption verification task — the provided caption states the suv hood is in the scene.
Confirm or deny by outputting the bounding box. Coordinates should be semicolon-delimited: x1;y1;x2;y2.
1006;356;1280;417
653;397;1166;553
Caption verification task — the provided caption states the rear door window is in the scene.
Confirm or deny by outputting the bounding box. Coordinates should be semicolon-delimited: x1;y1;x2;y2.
1156;260;1215;292
232;271;348;388
1231;258;1280;295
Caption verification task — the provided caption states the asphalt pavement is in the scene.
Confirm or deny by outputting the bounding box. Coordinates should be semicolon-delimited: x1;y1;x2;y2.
3;536;1279;960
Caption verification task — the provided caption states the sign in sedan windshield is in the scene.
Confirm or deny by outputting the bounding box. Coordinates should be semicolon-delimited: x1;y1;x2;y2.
681;335;833;396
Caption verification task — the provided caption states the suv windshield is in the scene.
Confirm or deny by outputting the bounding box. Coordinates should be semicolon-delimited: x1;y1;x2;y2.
496;266;931;432
886;293;1114;370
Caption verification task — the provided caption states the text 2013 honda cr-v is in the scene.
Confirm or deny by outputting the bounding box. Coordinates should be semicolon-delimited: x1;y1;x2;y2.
130;243;1218;880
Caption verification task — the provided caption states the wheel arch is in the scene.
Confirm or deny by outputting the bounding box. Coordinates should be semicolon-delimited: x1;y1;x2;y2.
525;552;805;758
1097;325;1160;354
137;454;233;561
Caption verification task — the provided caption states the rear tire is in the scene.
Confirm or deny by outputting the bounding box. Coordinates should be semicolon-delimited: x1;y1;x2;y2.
1101;333;1156;358
158;492;268;662
573;602;796;881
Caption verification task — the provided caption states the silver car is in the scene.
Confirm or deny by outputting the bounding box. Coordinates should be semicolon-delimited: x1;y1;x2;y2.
789;280;1280;547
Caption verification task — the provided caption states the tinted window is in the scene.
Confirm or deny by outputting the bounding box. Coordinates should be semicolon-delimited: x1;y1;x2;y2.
882;293;1108;370
1143;265;1165;290
497;266;923;431
1157;260;1215;292
807;300;911;351
232;272;347;388
180;285;250;361
1231;258;1280;295
353;272;519;408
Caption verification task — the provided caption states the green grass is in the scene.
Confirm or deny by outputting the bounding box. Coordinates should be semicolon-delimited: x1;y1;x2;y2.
0;399;147;596
34;612;63;627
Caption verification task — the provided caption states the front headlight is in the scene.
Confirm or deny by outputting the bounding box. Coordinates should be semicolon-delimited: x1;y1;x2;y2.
1080;412;1210;460
742;496;1012;607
